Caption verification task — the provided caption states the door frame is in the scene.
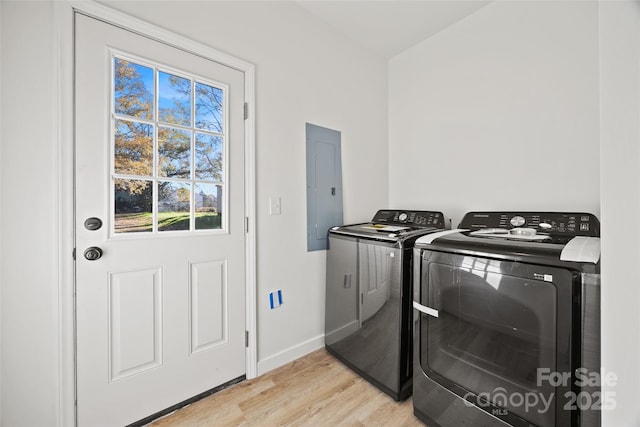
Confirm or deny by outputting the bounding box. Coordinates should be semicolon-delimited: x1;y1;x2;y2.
55;2;257;425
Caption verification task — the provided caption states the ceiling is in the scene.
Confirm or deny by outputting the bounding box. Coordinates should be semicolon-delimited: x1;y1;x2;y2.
295;0;492;58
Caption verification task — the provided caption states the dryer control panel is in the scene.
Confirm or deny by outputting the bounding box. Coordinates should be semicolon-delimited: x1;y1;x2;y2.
372;210;449;229
459;212;600;237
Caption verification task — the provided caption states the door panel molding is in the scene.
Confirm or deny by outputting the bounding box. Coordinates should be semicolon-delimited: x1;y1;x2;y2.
56;2;256;425
189;259;228;354
109;267;163;382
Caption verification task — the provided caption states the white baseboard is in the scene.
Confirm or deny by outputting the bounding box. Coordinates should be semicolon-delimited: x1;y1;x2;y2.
256;334;325;376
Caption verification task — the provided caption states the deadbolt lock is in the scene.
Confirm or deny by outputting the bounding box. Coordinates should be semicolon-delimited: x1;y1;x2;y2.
84;217;103;231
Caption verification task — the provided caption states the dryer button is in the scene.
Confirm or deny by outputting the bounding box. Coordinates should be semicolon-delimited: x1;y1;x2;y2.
510;216;526;227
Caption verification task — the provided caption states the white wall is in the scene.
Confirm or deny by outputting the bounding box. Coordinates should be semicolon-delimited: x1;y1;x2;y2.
389;1;600;227
599;1;640;425
0;1;388;424
6;0;639;425
0;2;3;423
98;0;389;371
388;1;640;424
0;2;61;425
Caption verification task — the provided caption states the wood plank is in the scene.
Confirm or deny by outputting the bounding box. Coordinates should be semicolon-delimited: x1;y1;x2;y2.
150;349;424;426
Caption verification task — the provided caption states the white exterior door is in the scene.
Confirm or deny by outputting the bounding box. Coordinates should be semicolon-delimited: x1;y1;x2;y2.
75;13;246;426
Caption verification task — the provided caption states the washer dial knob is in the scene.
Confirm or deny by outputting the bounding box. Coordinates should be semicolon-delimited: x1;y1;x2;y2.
510;216;526;227
398;212;408;222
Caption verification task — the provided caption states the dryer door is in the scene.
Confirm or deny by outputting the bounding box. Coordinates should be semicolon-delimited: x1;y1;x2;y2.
416;250;575;427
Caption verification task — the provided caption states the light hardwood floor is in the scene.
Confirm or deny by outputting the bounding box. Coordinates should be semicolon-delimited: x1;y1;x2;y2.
150;349;424;426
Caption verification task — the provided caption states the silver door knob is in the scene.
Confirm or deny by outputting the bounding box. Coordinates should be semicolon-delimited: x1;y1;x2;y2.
84;247;103;261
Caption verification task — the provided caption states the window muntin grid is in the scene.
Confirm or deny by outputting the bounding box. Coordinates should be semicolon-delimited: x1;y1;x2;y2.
111;54;227;235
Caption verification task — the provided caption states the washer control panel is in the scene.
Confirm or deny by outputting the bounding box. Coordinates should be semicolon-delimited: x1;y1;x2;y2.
372;210;448;229
459;212;600;237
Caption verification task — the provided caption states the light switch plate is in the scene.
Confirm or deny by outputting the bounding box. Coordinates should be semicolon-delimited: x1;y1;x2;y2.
269;196;281;215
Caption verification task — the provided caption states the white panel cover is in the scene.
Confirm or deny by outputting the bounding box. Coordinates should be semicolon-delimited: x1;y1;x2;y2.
190;260;227;354
560;236;601;264
415;229;469;246
109;268;162;381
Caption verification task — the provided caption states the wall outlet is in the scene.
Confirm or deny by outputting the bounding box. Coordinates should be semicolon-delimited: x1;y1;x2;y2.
269;290;283;309
269;196;281;215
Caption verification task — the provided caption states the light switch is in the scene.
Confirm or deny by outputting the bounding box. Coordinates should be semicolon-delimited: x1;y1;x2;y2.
269;196;281;215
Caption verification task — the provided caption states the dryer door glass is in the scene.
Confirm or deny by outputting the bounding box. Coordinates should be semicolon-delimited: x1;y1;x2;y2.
418;252;573;427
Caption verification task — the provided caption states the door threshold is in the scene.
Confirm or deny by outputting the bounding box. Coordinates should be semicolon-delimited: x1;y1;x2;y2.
128;375;246;427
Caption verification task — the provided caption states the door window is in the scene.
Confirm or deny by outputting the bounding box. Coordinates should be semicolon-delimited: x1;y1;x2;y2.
112;55;226;234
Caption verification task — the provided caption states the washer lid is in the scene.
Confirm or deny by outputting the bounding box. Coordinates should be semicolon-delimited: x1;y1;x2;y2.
330;209;451;243
330;222;440;242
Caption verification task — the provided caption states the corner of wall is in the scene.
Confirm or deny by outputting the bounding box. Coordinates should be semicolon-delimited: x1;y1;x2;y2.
598;0;640;424
0;1;4;423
